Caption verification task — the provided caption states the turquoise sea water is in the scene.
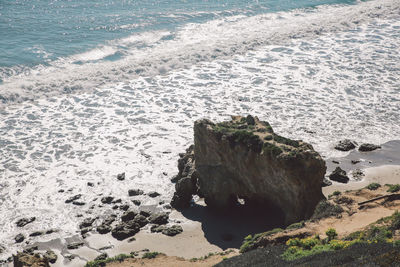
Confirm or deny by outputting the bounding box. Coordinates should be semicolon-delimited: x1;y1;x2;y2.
1;0;356;71
0;0;399;260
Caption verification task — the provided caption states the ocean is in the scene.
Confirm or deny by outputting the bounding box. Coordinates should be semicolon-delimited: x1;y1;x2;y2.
0;0;400;259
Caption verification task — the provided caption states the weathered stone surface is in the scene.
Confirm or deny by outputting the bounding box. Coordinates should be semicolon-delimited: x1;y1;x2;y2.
16;217;36;227
162;225;183;236
148;212;169;225
13;252;50;267
111;222;140;240
171;116;326;224
121;210;138;222
334;139;357;151
329;167;349;183
359;143;381;152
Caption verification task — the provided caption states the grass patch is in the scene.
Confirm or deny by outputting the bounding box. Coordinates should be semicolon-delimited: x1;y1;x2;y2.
311;200;343;221
240;228;283;253
329;191;341;198
85;253;135;267
386;184;400;193
142;252;161;259
263;142;283;156
273;134;300;148
286;221;305;230
366;182;381;190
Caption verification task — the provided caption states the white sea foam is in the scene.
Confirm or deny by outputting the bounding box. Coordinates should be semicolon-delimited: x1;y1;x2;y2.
0;0;400;259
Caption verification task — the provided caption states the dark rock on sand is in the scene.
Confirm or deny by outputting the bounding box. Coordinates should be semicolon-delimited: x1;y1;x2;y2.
111;222;140;241
359;143;381;152
128;189;144;196
334;139;357;151
322;178;332;187
150;225;167;233
103;215;117;225
97;224;112;234
352;169;365;180
121;210;138;222
67;242;84;250
162;225;183;236
117;172;125;181
119;204;130;211
351;159;360;164
101;196;114;204
133;215;148;227
44;250;57;264
329;167;349;183
72;201;86;206
13;252;50;267
16;217;36;227
65;194;81;204
148;191;161;198
29;231;43;237
148;212;169;225
15;234;25;243
87;182;94;187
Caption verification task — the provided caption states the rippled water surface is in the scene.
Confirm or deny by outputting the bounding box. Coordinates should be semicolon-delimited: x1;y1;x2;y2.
0;0;400;259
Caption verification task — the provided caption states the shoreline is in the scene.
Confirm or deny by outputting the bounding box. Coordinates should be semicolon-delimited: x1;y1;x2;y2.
3;140;400;266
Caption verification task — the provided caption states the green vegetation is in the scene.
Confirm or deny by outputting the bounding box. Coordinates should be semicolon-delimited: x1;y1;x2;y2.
142;252;162;259
326;228;338;241
366;183;381;190
262;142;283;156
85;253;135;267
240;228;283;253
386;184;400;193
311;200;343;220
329;191;341;198
286;221;305;230
272;134;300;147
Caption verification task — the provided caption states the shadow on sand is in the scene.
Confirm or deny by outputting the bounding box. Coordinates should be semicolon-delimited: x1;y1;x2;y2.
181;202;285;250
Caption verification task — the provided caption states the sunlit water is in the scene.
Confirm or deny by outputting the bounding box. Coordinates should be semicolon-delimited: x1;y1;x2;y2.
0;0;400;259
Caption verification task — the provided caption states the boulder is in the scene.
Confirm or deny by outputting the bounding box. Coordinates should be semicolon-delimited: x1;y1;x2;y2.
16;217;36;227
359;143;381;152
117;172;125;181
101;196;114;204
329;167;349;183
13;252;50;267
79;218;95;229
148;191;161;198
162;225;183;236
121;210;137;222
148;212;169;225
334;139;357;151
128;189;144;196
111;223;140;241
133;215;148;227
171;116;326;224
15;234;25;243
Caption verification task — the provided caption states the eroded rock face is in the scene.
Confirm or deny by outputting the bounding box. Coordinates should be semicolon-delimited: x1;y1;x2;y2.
171;116;326;224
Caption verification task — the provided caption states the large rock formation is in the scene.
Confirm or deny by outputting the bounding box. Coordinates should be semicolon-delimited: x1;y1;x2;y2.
171;116;326;224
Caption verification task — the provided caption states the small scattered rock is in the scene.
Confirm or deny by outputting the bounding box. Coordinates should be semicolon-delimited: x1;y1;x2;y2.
87;182;94;187
15;233;25;243
80;218;95;229
127;237;136;243
162;225;183;236
322;178;332;187
163;204;172;210
97;224;112;234
132;200;141;206
44;250;58;264
67;242;84;250
58;189;65;193
121;210;138;222
352;169;365;180
148;212;169;225
99;245;113;250
29;231;43;237
101;196;114;204
128;189;144;196
65;254;75;261
133;215;148;227
16;217;36;227
119;204;130;211
65;194;82;204
334;139;357;151
329;167;349;183
72;201;86;206
148;191;161;198
112;198;122;204
359;143;381;152
139;210;151;217
351;160;360;164
332;160;340;164
117;172;125;181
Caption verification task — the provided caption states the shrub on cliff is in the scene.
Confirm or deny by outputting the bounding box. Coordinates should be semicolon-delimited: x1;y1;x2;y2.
311;200;343;221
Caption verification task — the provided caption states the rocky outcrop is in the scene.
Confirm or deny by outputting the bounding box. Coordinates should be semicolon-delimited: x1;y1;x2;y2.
13;252;50;267
329;167;349;183
334;139;357;151
171;116;326;224
359;143;381;152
